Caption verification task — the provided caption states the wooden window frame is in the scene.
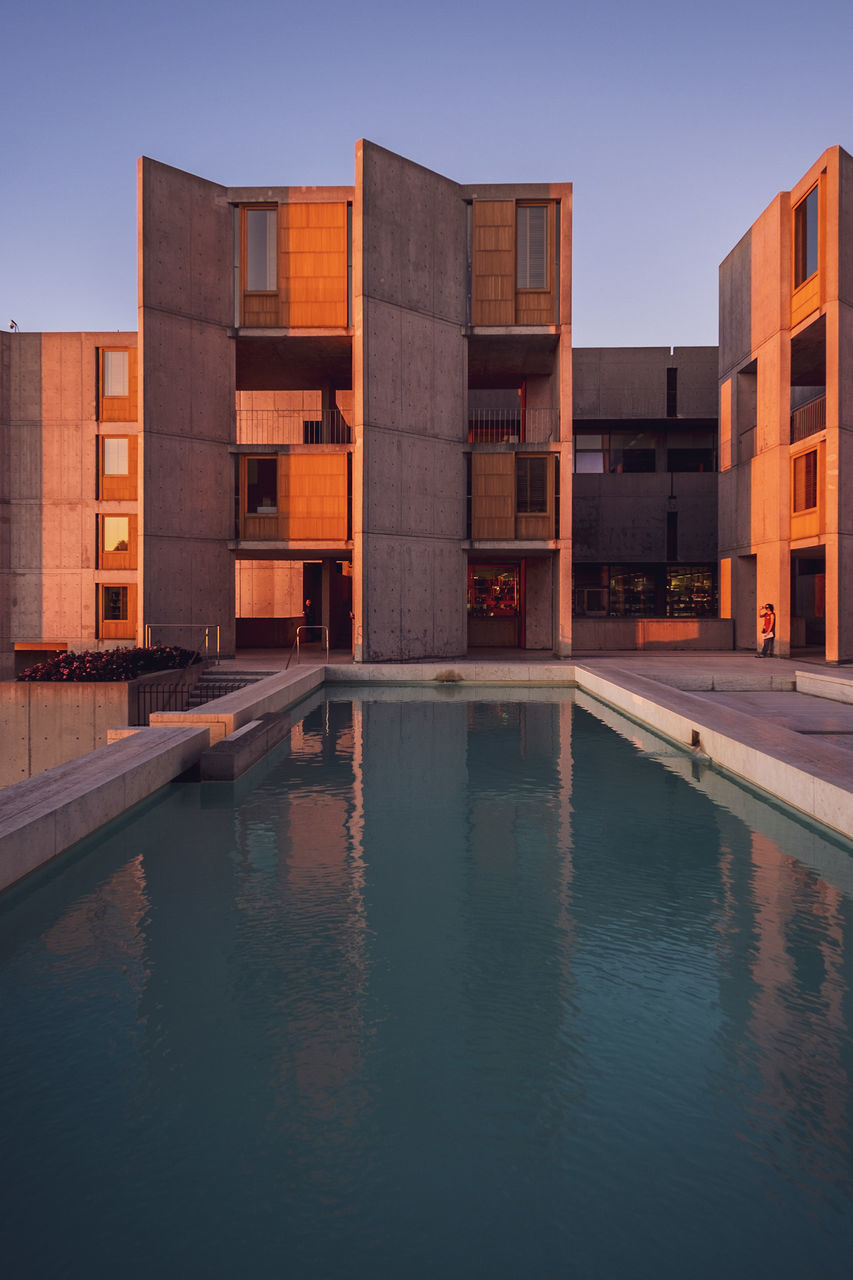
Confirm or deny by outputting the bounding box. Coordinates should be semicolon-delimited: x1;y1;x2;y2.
792;447;818;514
99;514;137;571
793;184;819;289
515;454;550;515
98;347;137;422
99;583;137;640
99;435;137;501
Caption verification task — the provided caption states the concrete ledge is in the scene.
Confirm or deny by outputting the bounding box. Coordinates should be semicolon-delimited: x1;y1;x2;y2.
574;664;853;839
0;726;209;893
796;670;853;704
200;712;292;781
150;666;324;741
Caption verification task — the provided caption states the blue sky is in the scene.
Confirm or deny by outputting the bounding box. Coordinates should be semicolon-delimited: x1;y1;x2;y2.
3;0;852;346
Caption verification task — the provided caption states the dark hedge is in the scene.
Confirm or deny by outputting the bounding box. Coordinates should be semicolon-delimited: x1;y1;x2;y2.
17;646;199;682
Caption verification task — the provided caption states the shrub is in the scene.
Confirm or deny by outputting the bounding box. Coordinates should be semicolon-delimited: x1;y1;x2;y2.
17;645;199;682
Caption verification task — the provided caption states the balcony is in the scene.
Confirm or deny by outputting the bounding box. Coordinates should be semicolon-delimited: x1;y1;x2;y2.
467;407;558;445
790;394;826;444
236;408;352;446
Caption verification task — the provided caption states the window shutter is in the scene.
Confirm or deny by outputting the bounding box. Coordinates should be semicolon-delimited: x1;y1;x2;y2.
517;206;548;290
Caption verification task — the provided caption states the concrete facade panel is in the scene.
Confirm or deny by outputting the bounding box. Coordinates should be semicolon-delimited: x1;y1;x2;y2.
719;234;752;380
139;158;236;654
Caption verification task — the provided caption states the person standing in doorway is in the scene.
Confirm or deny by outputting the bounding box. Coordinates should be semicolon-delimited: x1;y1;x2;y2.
757;602;776;657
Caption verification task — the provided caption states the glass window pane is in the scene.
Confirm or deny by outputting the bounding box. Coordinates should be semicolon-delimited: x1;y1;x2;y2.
103;516;129;553
103;350;128;397
103;438;129;475
102;586;128;621
246;209;277;291
246;457;278;512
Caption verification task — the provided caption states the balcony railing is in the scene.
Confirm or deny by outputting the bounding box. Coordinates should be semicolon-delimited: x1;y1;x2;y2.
468;408;558;444
790;394;826;443
237;408;352;446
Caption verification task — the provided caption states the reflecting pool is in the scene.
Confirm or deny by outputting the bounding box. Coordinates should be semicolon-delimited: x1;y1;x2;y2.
2;688;853;1279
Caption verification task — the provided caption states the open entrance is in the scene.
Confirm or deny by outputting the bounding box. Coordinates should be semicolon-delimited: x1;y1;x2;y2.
235;558;352;652
467;562;523;648
791;548;825;654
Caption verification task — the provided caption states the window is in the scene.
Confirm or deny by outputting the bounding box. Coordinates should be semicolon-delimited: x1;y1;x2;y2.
574;434;606;473
246;457;278;513
610;432;656;473
516;456;548;513
103;438;129;475
794;185;819;288
103;516;129;554
246;208;277;291
574;432;657;473
99;435;137;501
516;205;548;290
793;449;818;512
103;350;128;397
666;430;715;472
102;585;128;621
98;584;136;639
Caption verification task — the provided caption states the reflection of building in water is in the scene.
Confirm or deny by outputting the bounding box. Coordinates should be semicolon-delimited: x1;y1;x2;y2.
230;698;368;1117
716;827;850;1174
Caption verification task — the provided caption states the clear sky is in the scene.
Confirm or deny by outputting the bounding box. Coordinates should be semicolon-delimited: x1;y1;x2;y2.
3;0;852;346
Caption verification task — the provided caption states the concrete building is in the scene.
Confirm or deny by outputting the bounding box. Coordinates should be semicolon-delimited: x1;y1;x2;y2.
572;345;728;651
2;142;573;671
719;145;853;660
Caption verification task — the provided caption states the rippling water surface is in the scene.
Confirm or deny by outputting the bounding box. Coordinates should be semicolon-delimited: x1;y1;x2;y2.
3;689;853;1278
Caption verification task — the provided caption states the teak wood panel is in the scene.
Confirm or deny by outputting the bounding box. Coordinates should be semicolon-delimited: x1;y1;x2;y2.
471;453;515;539
515;202;556;326
100;435;138;501
99;348;138;422
100;513;138;571
280;202;348;328
472;201;515;326
282;453;348;540
240;454;348;542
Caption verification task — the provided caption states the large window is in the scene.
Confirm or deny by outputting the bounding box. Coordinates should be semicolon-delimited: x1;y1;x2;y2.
794;185;819;288
574;432;656;474
246;208;277;291
516;205;548;290
793;449;818;512
516;456;548;513
573;564;717;618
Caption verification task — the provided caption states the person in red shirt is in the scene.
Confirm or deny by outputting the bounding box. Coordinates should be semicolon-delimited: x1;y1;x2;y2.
757;603;776;658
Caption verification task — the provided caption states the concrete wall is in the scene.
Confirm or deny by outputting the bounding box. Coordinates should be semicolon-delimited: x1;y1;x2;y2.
573;618;733;651
139;158;236;656
573;346;718;420
1;680;135;785
573;472;717;562
0;333;11;679
2;332;138;658
353;142;468;661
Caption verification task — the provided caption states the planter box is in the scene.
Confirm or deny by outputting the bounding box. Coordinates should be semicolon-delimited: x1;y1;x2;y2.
0;667;201;786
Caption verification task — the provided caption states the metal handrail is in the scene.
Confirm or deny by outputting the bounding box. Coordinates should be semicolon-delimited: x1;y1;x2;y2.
790;394;826;443
236;408;352;446
285;625;329;668
143;623;221;657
